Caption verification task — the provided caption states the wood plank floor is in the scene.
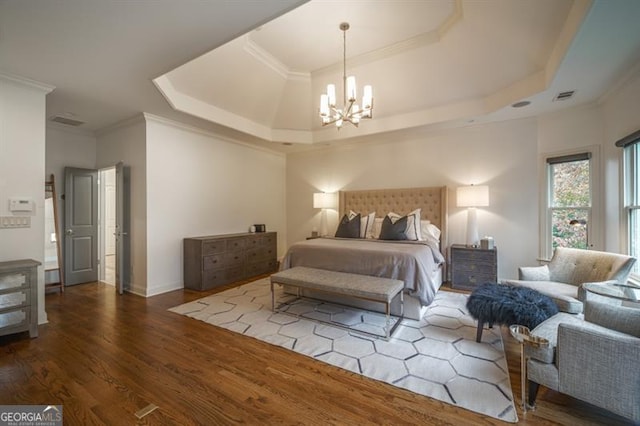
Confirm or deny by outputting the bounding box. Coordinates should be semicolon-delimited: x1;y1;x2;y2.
0;277;634;425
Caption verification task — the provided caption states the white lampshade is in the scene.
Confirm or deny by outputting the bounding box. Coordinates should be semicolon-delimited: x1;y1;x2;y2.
457;185;489;207
313;192;337;209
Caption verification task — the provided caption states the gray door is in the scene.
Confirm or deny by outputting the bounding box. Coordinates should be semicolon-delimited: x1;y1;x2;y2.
115;162;130;295
64;167;99;285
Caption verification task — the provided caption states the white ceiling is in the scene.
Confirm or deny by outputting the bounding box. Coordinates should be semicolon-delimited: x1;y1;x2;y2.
2;0;640;152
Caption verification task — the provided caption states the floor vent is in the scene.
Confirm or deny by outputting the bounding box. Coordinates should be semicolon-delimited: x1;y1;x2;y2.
50;115;85;126
553;90;575;101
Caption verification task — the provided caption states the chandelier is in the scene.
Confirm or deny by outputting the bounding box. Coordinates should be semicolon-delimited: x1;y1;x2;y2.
319;22;373;129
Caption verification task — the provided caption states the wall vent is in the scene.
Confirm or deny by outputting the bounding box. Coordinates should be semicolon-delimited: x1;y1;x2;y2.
553;90;575;101
50;115;85;126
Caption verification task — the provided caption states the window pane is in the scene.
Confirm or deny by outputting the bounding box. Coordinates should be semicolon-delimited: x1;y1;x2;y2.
630;208;640;274
552;209;588;249
633;144;640;204
551;160;590;208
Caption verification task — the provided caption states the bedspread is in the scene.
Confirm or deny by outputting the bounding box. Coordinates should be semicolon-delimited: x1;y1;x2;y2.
280;237;444;306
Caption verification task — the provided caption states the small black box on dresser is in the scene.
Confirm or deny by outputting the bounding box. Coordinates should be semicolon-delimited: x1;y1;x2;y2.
184;232;277;290
450;244;497;290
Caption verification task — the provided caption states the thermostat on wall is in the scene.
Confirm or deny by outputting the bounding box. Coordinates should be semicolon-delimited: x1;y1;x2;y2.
9;197;34;212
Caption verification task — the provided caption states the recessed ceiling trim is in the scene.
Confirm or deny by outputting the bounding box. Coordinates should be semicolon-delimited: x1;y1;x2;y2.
243;36;290;79
313;0;462;76
244;35;311;82
543;0;593;86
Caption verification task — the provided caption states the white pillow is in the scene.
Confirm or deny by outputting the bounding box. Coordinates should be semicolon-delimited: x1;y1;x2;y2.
420;220;441;241
349;210;376;239
372;217;384;239
419;219;441;246
388;208;422;241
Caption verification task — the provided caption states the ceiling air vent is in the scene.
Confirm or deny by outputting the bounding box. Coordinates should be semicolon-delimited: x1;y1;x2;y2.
553;90;575;102
50;115;85;127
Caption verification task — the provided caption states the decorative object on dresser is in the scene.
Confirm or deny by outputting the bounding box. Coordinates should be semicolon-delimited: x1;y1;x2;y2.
456;185;489;247
450;244;497;290
0;259;40;338
183;232;277;290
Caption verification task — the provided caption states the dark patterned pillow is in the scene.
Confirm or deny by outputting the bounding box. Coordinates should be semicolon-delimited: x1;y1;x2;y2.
379;215;408;240
335;213;361;238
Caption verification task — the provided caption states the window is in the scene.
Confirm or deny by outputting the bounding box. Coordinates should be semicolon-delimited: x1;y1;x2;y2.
545;153;592;257
618;129;640;275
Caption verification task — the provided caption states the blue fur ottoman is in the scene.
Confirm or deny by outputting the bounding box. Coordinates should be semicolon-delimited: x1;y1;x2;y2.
466;283;559;342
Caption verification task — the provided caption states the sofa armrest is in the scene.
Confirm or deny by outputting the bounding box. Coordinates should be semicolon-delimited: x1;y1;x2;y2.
518;265;550;281
557;323;640;422
584;300;640;337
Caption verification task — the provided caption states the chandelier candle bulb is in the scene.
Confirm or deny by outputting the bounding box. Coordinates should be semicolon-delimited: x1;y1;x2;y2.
320;94;329;116
347;76;357;101
327;84;336;107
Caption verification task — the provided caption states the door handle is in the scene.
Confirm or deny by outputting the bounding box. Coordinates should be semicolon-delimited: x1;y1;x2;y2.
65;229;74;235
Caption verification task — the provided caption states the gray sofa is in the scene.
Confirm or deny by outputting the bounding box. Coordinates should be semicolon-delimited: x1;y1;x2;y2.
525;301;640;423
504;247;636;314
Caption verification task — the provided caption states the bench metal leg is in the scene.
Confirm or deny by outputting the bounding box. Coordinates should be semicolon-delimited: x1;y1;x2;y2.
271;281;275;312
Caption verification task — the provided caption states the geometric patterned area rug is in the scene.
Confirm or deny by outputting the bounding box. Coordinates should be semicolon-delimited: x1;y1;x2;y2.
169;277;518;423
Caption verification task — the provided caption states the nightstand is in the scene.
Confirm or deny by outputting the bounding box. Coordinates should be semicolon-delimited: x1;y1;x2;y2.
450;244;497;290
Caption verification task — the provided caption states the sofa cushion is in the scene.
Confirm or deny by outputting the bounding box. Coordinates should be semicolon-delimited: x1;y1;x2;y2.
585;301;640;338
548;247;636;286
519;265;550;281
504;280;583;314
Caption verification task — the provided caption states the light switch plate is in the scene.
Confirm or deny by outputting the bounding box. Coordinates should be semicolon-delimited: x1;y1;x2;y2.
0;216;31;228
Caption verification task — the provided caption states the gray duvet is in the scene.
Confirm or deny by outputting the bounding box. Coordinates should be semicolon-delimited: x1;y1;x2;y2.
280;237;445;306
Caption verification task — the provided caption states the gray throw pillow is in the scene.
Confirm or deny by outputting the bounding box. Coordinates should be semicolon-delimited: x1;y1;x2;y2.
379;215;408;240
335;213;361;238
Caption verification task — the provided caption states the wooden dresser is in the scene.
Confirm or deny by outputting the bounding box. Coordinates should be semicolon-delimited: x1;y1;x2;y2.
0;259;40;338
184;232;277;290
450;244;497;290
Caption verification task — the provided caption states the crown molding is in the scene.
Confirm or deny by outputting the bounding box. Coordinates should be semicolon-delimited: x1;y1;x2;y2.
0;71;55;93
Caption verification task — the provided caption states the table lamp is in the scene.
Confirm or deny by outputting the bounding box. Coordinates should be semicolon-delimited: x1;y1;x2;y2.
457;185;489;247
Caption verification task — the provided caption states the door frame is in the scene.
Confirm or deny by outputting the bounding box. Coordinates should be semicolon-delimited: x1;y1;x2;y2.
97;163;130;294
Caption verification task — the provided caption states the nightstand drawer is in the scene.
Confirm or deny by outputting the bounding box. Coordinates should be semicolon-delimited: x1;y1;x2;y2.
450;244;497;290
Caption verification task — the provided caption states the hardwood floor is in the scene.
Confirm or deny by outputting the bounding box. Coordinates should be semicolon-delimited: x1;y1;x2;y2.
1;278;633;425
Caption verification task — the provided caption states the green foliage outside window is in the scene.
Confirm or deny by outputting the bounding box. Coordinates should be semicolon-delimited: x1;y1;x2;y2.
550;160;590;249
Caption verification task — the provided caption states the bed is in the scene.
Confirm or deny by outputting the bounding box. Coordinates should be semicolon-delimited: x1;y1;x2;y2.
280;186;449;320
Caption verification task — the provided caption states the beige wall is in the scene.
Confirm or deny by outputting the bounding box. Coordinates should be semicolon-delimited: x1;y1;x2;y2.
0;74;53;323
144;115;287;296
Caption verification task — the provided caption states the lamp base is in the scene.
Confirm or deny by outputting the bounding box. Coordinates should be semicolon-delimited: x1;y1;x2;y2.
320;209;328;237
466;207;479;247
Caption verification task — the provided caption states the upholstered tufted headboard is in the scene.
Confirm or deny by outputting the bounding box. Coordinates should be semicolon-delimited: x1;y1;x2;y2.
338;186;449;256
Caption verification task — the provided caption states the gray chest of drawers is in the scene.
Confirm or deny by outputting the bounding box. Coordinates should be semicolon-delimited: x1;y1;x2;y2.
184;232;277;290
0;259;40;338
450;244;497;290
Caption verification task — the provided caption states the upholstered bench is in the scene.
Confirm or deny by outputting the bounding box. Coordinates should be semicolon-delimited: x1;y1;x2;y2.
466;283;559;342
270;266;404;339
